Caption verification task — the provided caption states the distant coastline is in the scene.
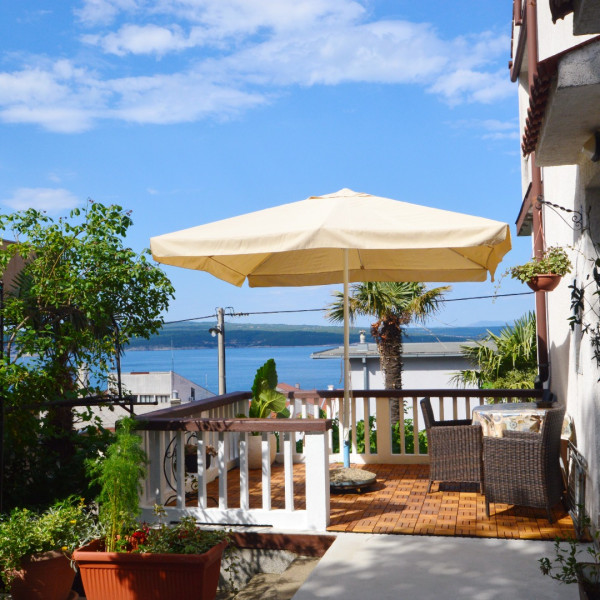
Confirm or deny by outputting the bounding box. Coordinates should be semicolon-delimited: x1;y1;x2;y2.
125;322;505;351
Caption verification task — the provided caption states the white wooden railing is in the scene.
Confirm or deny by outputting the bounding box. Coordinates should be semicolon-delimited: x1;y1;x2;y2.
291;388;543;465
134;388;541;531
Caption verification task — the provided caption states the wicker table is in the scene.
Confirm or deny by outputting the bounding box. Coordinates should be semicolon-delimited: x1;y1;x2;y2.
472;403;552;438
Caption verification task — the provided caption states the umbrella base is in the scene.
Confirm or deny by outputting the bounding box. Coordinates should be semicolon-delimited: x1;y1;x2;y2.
330;467;376;494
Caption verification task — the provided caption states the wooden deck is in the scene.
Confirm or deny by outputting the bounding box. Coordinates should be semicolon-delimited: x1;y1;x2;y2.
204;463;576;540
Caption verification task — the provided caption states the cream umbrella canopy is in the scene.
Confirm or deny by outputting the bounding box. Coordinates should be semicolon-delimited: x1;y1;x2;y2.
151;188;512;466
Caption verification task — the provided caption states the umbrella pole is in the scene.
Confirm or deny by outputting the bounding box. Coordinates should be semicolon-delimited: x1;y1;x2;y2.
343;249;351;468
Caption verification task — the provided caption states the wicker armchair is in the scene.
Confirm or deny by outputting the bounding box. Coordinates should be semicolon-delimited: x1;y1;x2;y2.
483;404;565;522
420;397;483;494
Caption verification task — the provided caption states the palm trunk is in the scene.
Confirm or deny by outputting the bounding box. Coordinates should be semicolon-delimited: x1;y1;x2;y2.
372;318;404;426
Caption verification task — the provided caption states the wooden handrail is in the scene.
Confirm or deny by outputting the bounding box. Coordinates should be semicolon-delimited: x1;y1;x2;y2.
136;417;333;433
137;391;252;420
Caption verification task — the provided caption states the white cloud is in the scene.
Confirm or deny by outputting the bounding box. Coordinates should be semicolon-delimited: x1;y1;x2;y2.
83;24;195;56
428;68;513;105
76;0;365;34
3;188;81;212
0;1;512;131
75;0;141;26
448;118;519;141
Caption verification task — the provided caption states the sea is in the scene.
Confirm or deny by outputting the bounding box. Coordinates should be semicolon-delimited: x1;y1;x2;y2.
119;346;344;394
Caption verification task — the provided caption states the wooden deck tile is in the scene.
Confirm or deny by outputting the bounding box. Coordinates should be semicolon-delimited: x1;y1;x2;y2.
202;462;576;541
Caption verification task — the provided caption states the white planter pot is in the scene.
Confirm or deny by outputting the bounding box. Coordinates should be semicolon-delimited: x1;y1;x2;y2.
248;433;277;470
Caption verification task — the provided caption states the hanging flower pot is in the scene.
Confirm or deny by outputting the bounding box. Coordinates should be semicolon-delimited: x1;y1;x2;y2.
526;274;562;292
509;246;572;292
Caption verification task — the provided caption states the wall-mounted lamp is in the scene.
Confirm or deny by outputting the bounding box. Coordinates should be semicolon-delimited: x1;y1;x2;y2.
582;131;600;162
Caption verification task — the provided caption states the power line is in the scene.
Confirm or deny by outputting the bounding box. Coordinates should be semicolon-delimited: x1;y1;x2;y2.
442;292;533;302
163;291;533;325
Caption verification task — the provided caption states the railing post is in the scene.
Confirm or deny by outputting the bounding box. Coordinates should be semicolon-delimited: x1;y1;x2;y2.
175;432;185;509
147;430;162;505
284;431;294;511
376;396;392;460
196;432;208;509
239;432;249;510
261;433;272;510
304;431;330;530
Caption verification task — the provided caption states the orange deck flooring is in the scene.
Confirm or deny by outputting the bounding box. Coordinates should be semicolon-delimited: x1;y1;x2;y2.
203;463;576;540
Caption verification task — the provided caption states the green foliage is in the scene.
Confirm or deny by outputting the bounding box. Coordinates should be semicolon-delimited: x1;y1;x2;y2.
393;419;428;455
509;246;572;282
249;359;290;420
129;513;228;555
355;416;377;454
0;202;173;509
328;415;428;455
0;497;101;586
86;418;148;553
453;312;538;391
539;515;600;588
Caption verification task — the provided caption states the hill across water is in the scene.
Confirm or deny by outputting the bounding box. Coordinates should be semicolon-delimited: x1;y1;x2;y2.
126;322;506;350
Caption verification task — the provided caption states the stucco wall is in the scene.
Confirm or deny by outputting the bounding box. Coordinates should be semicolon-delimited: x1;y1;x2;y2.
542;158;600;526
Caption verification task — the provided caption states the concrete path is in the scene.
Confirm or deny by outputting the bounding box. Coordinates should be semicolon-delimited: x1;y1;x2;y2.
292;533;578;600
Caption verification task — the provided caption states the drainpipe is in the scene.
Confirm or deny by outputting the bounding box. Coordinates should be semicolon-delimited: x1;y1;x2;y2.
526;0;550;384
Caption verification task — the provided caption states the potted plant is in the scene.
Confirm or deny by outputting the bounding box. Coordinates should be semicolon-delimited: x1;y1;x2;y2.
73;417;229;600
509;246;572;292
0;497;100;600
539;516;600;599
246;359;290;469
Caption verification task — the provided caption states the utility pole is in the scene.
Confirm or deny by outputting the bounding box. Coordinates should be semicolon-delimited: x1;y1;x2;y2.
209;308;226;395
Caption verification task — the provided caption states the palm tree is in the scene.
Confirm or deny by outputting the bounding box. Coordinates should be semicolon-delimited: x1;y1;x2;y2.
327;282;449;424
453;312;538;390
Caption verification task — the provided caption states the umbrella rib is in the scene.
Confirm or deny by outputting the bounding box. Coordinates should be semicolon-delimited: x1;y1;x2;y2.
207;256;252;282
448;247;491;269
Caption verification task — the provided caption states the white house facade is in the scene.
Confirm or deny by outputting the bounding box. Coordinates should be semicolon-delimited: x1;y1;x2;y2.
510;0;600;526
311;341;477;391
86;371;214;430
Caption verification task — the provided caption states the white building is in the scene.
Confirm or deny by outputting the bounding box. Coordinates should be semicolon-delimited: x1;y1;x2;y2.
311;340;477;391
509;0;600;525
88;371;214;429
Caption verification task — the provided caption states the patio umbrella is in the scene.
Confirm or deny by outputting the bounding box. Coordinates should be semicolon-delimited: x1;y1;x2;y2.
150;188;512;466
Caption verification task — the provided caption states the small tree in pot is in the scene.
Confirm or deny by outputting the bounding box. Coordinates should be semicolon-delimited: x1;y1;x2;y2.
74;418;229;600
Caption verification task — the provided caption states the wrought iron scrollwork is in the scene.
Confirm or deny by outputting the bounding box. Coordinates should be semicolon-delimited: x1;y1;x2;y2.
535;196;585;231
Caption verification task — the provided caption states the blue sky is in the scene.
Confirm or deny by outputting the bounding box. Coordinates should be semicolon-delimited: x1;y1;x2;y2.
0;1;534;331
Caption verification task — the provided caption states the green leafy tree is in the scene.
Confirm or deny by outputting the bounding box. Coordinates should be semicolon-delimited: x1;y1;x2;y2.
0;202;174;508
327;282;449;423
453;312;538;391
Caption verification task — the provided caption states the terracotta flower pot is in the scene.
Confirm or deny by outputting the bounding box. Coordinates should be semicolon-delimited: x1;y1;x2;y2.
10;550;76;600
526;274;562;292
576;563;600;600
73;539;226;600
248;433;277;469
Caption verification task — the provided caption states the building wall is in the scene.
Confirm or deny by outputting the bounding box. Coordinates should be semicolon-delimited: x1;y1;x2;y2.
80;371;214;430
349;355;472;390
514;2;600;526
